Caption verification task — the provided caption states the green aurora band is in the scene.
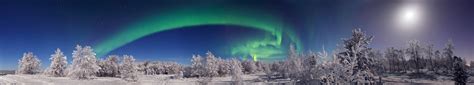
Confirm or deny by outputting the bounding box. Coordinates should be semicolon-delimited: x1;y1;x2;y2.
94;7;302;61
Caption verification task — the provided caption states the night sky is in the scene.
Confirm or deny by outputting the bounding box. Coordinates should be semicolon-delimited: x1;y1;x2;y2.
1;0;473;70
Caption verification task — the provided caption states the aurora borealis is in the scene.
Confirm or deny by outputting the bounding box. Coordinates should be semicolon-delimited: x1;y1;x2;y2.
1;0;474;70
94;6;302;61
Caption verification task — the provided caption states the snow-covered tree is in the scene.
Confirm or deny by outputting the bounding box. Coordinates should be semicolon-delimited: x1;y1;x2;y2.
367;50;384;75
204;51;219;77
241;60;257;74
120;55;138;82
283;44;303;79
385;47;405;73
68;45;100;79
16;52;41;74
137;60;183;75
335;28;375;83
183;67;193;78
174;71;184;79
444;40;455;60
137;61;151;75
468;61;474;75
262;62;273;78
271;61;284;76
302;51;320;81
425;44;435;71
163;62;183;74
97;55;120;77
320;56;351;83
190;55;205;77
230;58;243;85
217;58;231;76
406;40;423;72
443;40;456;74
45;48;67;77
254;61;265;72
433;50;443;73
319;52;352;85
149;62;164;75
452;56;468;84
189;51;225;78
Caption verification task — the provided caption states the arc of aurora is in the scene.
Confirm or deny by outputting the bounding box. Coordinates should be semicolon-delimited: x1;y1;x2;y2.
94;7;301;61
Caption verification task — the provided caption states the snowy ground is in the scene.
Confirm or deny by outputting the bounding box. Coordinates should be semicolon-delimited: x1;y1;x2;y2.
1;74;473;85
382;75;454;85
0;74;274;85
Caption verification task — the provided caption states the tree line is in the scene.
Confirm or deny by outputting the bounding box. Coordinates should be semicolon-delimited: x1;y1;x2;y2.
15;29;470;84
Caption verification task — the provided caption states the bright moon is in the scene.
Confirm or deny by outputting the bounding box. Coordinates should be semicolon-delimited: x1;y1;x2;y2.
397;4;422;31
401;6;418;24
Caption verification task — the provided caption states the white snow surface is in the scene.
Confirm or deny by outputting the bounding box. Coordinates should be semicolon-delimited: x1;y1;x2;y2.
2;74;474;85
0;74;268;85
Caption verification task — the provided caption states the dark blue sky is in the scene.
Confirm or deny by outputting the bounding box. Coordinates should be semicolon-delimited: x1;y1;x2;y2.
1;0;473;70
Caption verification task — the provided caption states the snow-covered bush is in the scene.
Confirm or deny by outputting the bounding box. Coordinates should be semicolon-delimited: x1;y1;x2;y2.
45;48;67;77
97;55;120;77
120;55;138;82
68;45;100;79
16;52;41;74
